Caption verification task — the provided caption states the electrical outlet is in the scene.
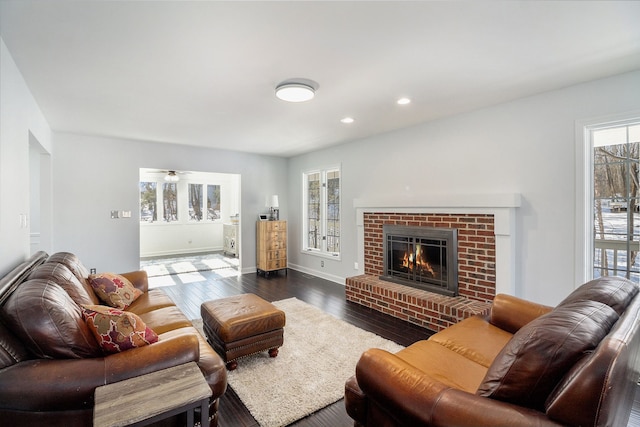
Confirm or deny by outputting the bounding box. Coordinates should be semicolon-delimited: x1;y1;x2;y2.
321;260;324;267
354;262;359;270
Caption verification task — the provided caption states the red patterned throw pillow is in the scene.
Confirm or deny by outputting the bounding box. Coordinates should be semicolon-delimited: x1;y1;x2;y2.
82;305;158;354
88;272;143;309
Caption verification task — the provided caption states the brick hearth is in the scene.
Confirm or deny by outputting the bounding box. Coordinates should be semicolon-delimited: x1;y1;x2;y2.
346;212;497;332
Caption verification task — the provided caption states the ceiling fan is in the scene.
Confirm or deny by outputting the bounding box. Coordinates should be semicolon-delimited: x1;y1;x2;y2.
143;169;192;182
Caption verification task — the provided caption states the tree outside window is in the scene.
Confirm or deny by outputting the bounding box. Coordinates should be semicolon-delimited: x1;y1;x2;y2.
593;124;640;281
306;172;321;250
163;183;178;222
189;184;204;221
140;182;157;222
207;185;221;220
140;179;221;224
326;170;340;253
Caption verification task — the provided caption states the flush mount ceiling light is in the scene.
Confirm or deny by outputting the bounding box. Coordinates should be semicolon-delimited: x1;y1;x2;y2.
397;97;412;105
275;79;318;102
341;117;355;124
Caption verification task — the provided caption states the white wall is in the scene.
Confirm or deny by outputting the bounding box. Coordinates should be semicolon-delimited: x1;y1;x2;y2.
0;38;52;275
288;70;640;305
52;132;287;273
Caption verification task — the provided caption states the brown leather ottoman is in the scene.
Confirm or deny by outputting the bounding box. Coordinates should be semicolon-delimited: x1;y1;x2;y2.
200;294;286;370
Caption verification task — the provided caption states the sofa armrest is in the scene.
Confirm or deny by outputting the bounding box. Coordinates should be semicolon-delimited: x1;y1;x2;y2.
355;348;562;427
489;294;553;334
120;270;149;293
0;333;199;412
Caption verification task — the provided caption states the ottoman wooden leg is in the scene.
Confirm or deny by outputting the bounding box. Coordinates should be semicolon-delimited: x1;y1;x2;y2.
226;360;238;371
268;348;279;358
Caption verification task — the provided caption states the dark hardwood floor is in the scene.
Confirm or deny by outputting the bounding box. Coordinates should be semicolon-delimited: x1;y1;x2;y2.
154;268;430;427
152;267;640;427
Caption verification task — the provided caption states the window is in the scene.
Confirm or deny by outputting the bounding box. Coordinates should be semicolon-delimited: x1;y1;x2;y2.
592;123;640;282
188;184;204;221
140;182;157;222
163;183;178;222
207;184;221;220
303;167;340;256
139;178;222;224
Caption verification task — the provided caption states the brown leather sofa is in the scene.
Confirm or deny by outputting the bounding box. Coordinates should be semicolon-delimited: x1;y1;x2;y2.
0;251;227;427
345;276;640;426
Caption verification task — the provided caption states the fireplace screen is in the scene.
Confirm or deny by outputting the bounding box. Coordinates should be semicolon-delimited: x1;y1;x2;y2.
381;225;458;296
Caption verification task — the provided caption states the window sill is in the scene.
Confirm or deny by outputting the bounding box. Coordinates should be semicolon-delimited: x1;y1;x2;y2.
301;249;341;261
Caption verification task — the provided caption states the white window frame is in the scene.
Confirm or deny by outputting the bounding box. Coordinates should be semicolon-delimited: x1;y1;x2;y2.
302;165;341;259
139;178;223;226
575;111;640;286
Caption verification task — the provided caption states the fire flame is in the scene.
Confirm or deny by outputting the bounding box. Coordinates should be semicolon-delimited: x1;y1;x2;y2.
401;244;436;277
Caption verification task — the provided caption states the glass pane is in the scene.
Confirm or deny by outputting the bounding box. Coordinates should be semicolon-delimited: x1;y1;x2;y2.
593;125;640;282
326;170;340;253
188;184;203;221
163;183;178;222
139;182;157;223
307;173;321;249
207;185;220;220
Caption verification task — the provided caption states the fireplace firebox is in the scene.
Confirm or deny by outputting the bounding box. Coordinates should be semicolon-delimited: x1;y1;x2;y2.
381;225;458;296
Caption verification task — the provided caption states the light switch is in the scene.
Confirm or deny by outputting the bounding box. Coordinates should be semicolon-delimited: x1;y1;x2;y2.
121;210;132;218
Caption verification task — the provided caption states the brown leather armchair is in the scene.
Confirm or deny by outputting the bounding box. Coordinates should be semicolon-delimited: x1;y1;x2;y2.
346;277;640;426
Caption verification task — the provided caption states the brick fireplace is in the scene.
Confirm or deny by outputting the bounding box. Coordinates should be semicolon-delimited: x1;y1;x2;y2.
347;194;520;332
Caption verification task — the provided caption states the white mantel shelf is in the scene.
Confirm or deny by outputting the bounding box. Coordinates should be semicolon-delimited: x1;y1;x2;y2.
354;193;522;297
353;193;522;209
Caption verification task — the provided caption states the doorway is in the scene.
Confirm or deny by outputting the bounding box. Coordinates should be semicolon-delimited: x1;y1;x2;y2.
29;132;52;254
138;168;241;281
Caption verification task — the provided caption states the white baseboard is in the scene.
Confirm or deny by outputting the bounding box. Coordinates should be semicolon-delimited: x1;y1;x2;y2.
287;263;346;285
240;264;345;285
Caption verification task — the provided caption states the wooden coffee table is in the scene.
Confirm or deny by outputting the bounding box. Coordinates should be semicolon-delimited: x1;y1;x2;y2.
94;362;211;427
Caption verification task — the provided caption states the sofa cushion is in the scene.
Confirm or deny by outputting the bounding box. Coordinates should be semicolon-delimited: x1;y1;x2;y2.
46;252;90;282
476;300;618;410
396;340;488;393
126;289;177;315
28;262;98;306
88;272;143;309
82;305;158;354
428;315;513;368
558;276;638;315
0;279;101;359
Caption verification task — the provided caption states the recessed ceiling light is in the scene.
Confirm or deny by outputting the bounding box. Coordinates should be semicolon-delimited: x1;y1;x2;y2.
397;97;411;105
341;117;355;124
275;79;318;102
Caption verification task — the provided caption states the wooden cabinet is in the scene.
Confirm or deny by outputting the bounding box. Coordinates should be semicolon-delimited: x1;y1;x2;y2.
223;223;238;257
256;220;287;276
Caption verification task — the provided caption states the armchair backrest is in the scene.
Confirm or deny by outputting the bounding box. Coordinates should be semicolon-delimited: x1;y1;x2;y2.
545;282;640;426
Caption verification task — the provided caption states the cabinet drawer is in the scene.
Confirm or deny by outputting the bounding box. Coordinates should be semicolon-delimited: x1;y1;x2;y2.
266;260;286;270
264;240;286;250
267;250;286;261
265;221;285;232
265;232;285;242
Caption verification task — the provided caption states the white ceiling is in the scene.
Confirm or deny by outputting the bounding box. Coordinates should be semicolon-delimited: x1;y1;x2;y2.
2;1;640;157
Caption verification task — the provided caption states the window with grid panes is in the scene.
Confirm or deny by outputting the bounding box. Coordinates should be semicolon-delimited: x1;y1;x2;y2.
303;167;340;257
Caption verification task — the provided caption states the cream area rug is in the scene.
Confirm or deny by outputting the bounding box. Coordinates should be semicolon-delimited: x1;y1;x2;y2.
192;297;404;427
